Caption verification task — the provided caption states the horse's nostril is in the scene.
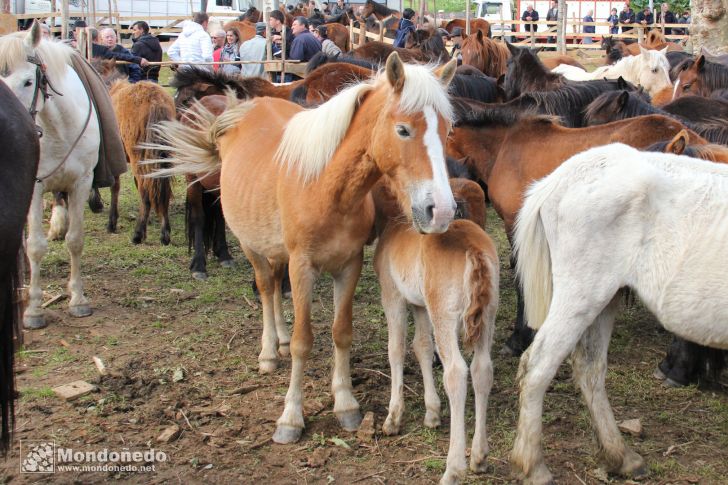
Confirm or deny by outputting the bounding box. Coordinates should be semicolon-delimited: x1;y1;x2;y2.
425;204;434;221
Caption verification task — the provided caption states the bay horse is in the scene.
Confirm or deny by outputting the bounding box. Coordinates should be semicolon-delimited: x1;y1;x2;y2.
444;18;490;37
512;143;728;484
447;99;707;354
0;22;101;329
374;178;498;484
360;0;400;37
149;53;459;443
292;62;375;106
322;22;350;52
110;81;176;245
673;55;728;99
0;80;40;455
460;30;509;78
351;33;450;65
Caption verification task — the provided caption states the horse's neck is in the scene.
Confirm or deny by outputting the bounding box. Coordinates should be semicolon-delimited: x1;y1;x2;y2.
458;124;507;183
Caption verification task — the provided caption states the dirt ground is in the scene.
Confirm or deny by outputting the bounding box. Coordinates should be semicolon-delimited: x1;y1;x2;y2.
1;171;726;485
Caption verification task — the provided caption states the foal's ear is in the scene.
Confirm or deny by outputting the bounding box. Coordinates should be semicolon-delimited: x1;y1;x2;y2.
616;76;627;89
435;58;457;87
25;20;43;49
666;129;689;155
385;51;406;92
506;41;519;57
695;55;706;71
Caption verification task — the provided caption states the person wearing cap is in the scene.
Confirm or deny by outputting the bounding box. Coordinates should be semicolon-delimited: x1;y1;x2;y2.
211;29;227;71
239;22;267;77
450;26;463;58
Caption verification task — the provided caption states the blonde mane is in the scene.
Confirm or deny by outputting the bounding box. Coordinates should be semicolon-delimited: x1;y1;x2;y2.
274;62;453;183
0;33;72;81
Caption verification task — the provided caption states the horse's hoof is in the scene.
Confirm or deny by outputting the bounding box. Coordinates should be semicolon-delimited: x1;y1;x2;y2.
220;259;235;269
23;313;47;330
160;235;170;246
283;290;292;300
336;409;362;432
132;234;144;245
663;377;686;388
278;343;290;357
470;454;489;474
191;271;208;281
382;417;400;436
423;410;440;429
258;359;277;374
652;367;667;381
272;424;302;444
107;222;118;233
69;304;92;318
440;468;465;485
88;199;104;214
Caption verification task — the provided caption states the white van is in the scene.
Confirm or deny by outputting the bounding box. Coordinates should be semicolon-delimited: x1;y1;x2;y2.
474;0;514;40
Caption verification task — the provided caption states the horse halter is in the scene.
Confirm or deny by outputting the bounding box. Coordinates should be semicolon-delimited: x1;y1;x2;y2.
26;53;62;124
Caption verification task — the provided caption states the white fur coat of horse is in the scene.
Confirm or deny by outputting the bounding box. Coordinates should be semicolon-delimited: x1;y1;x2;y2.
510;143;728;484
552;47;671;96
0;22;100;328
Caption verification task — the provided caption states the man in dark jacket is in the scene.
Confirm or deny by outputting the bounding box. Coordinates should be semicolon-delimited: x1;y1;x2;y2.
130;21;163;82
636;6;654;27
655;3;675;34
393;8;416;48
290;16;321;63
521;5;539;32
619;3;635;32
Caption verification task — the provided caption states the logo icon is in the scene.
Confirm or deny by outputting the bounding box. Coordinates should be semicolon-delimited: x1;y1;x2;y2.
20;440;55;473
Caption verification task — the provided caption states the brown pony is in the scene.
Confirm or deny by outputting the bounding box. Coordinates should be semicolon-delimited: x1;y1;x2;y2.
222;20;256;42
373;177;498;483
323;22;350;52
643;29;684;52
444;18;491;37
292;62;375;105
352;34;449;64
150;53;459;444
360;0;400;36
110;81;176;245
540;55;585;70
460;30;509;78
673;55;728;99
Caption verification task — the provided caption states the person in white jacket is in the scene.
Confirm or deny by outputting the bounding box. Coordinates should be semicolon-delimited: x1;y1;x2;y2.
167;13;214;67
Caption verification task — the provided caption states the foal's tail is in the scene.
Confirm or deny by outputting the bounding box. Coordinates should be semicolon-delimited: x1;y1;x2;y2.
462;247;499;352
513;175;562;331
143;95;252;183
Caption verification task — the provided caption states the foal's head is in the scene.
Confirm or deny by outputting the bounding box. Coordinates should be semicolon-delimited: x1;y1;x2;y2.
370;53;458;233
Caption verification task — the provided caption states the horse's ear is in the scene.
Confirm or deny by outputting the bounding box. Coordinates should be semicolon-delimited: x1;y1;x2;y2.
666;130;689;155
435;58;457;87
617;90;629;110
696;55;706;71
506;41;519;56
385;51;406;92
496;74;505;88
616;76;627;89
531;46;543;54
25;20;43;48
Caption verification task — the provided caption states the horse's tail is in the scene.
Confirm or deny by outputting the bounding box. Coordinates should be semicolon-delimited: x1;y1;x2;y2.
141;103;175;218
513;174;562;331
0;251;20;455
462;247;498;352
143;95;249;183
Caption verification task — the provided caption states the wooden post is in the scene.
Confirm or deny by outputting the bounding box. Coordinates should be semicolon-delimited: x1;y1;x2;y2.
349;18;354;47
281;22;286;81
530;27;534;47
556;0;566;54
465;0;470;35
85;26;92;61
378;19;383;41
61;0;68;39
90;0;96;27
637;25;644;43
499;5;504;40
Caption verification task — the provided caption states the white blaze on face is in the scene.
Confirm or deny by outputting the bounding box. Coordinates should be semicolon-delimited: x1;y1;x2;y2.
423;106;455;229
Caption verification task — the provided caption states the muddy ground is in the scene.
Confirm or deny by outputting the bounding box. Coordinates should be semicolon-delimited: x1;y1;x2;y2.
1;172;726;485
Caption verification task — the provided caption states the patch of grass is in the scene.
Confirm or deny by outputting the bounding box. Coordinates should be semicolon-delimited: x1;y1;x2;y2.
20;386;55;401
423;457;446;471
48;347;74;365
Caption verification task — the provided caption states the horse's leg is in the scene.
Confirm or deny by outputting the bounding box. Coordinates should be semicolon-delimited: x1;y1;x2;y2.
469;299;496;474
88;187;103;213
411;305;441;429
65;182;92;317
511;290;612;485
504;253;535;356
159;188;171;246
23;184;49;329
272;262;290;357
380;276;409;436
211;196;234;268
273;255;318;444
107;176;120;233
429;305;469;485
243;249;279;374
47;192;69;241
187;184;208;280
572;297;646;479
330;254;364;432
132;187;151;244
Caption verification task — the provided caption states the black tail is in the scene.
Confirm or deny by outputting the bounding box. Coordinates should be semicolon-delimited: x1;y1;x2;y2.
0;252;19;454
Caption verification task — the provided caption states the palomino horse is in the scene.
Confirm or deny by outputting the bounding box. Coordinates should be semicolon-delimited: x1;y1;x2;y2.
110;81;176;245
0;80;39;454
0;22;100;328
374;178;498;484
672;55;728;99
447;99;706;354
512;144;728;484
150;53;458;443
553;47;671;97
460;30;509;78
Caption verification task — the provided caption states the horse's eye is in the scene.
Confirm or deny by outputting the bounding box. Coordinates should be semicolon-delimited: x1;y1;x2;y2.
683;83;691;90
395;125;411;138
24;79;33;87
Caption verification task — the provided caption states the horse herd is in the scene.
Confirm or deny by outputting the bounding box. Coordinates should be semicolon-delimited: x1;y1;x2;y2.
1;17;728;484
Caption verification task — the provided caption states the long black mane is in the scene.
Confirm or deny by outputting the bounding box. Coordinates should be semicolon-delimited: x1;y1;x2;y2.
305;52;379;74
449;69;501;103
503;45;567;100
452;97;556;128
673;57;728;95
170;66;273;104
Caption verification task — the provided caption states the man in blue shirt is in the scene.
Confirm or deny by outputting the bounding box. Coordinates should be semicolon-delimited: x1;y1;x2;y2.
393;8;416;48
290;16;322;63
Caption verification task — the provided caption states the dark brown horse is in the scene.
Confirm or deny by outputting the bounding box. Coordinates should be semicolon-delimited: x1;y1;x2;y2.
0;80;39;454
360;0;400;36
323;22;350;52
447;99;707;354
460;30;509;78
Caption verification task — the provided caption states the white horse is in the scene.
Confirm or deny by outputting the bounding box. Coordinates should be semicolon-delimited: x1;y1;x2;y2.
0;22;100;328
511;143;728;485
552;47;671;96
